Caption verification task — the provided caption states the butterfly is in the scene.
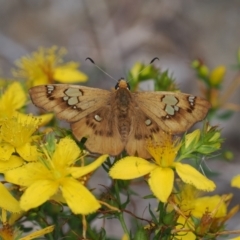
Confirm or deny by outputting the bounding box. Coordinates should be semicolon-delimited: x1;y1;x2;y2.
29;79;211;158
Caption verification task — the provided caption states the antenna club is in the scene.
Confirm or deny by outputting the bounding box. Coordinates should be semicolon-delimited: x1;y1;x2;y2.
85;57;95;64
85;58;118;83
150;57;159;64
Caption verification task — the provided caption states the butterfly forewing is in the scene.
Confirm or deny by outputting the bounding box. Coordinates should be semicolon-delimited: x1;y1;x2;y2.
133;91;211;134
29;84;125;156
29;84;111;122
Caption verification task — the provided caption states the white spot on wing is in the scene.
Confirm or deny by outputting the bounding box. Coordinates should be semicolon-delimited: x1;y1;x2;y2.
145;119;152;126
94;114;102;122
165;105;175;115
174;106;179;111
188;96;196;106
68;97;79;105
47;85;54;94
65;88;83;97
162;95;178;105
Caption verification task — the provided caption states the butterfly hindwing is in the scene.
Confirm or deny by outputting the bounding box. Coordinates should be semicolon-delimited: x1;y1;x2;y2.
71;105;125;156
125;105;163;159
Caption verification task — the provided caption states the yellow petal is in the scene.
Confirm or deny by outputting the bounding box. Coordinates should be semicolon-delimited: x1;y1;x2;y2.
14;112;53;127
192;195;226;218
5;162;50;186
52;138;80;166
8;212;24;225
231;175;240;188
0;142;15;161
71;154;108;178
17;142;38;161
175;163;216;191
109;157;156;180
0;182;21;212
0;82;26;113
54;63;87;83
176;216;196;240
32;76;49;86
61;178;100;214
148;167;174;202
37;113;54;126
20;225;55;240
0;155;24;173
20;180;58;211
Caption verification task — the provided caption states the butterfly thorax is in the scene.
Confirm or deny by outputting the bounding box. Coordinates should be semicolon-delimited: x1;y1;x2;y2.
114;82;132;142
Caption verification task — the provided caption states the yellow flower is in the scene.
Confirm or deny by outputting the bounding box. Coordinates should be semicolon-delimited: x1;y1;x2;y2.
130;62;143;79
0;208;54;240
109;133;215;202
13;46;88;88
122;233;130;240
5;137;108;215
184;129;200;149
0;82;26;122
209;65;226;87
231;175;240;188
0;81;53;127
180;125;222;160
174;185;226;219
230;237;240;240
0;115;40;162
172;186;239;239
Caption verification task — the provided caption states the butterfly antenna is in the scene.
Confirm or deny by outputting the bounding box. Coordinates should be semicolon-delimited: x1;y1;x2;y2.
127;57;159;83
137;57;159;75
85;57;118;82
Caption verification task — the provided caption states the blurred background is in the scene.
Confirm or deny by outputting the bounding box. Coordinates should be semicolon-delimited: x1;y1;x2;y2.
0;0;240;238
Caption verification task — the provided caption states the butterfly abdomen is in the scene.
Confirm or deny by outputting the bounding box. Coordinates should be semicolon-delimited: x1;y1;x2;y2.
115;88;132;142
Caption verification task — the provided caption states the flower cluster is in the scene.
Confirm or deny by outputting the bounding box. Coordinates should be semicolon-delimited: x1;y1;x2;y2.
0;46;239;239
192;59;240;114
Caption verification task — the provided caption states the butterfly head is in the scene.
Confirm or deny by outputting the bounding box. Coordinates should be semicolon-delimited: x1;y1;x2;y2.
115;78;130;90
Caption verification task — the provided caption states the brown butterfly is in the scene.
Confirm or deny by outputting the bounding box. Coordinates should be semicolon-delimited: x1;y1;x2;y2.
29;79;211;158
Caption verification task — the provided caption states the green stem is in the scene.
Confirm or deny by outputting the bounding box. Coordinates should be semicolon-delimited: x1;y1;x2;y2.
118;212;130;237
114;180;121;203
114;181;130;237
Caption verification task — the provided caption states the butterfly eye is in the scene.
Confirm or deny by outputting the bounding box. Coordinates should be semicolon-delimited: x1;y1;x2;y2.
114;82;119;90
